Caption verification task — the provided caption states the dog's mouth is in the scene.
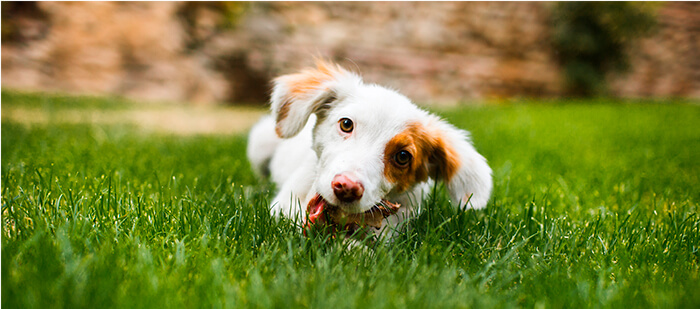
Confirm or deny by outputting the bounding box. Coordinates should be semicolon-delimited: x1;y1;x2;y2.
305;194;400;234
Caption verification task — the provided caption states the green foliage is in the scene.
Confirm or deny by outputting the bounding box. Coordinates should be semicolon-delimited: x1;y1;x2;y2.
3;92;700;308
550;2;658;96
1;2;49;44
178;2;249;51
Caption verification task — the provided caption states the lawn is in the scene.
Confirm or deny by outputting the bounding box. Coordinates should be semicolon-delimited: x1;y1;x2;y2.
2;91;699;308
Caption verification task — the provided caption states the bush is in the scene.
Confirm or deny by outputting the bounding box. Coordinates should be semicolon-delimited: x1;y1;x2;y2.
550;2;658;96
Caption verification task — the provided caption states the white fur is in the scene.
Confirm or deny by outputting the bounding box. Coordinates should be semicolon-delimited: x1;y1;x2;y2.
247;62;492;229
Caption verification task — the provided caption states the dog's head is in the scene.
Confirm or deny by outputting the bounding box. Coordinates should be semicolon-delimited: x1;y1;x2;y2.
271;61;492;215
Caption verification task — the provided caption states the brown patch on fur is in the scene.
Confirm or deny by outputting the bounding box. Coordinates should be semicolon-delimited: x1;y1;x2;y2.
383;122;461;193
285;60;344;96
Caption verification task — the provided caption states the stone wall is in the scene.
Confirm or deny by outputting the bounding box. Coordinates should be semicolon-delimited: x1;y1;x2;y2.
2;2;698;105
610;2;700;98
2;2;230;104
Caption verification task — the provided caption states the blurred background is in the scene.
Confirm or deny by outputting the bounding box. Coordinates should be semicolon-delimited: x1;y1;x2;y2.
2;1;698;106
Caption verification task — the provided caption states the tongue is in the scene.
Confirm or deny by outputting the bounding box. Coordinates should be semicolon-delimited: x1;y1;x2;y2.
307;194;326;224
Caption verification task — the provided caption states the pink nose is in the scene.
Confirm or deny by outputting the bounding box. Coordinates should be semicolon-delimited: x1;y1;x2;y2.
331;174;364;203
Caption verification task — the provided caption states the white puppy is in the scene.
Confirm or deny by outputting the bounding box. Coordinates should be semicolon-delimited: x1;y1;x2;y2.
247;61;492;235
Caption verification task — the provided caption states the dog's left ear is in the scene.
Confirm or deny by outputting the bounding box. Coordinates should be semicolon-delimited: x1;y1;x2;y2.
270;60;360;138
424;118;493;210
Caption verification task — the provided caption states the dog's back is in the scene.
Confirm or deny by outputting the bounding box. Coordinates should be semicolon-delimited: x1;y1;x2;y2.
248;114;318;188
246;115;279;178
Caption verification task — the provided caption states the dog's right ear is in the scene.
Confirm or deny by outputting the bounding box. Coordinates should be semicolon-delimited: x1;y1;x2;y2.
270;61;359;138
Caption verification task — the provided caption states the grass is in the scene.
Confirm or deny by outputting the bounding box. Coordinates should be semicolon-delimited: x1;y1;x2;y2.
2;90;699;308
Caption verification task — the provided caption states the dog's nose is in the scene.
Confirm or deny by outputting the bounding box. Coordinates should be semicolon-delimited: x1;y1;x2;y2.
331;174;364;203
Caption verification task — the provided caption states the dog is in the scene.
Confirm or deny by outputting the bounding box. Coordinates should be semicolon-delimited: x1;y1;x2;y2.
247;60;492;237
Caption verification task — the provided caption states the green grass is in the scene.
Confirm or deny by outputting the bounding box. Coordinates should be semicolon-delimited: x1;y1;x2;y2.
2;91;699;308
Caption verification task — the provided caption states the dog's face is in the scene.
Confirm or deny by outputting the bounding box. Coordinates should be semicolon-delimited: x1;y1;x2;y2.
271;61;492;214
311;85;431;213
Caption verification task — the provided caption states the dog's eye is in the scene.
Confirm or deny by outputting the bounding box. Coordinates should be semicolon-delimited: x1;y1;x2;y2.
394;150;412;167
339;118;354;133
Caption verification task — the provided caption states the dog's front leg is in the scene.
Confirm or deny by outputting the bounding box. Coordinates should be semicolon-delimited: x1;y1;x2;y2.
270;164;315;223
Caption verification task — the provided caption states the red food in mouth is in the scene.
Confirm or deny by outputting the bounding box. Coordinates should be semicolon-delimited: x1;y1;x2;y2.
304;194;400;233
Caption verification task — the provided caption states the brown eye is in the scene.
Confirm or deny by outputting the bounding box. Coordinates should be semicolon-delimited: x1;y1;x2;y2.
394;150;412;167
339;118;354;133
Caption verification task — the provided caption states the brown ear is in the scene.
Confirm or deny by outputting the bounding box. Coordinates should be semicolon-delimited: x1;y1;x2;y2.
270;61;355;138
427;134;462;183
422;117;493;210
